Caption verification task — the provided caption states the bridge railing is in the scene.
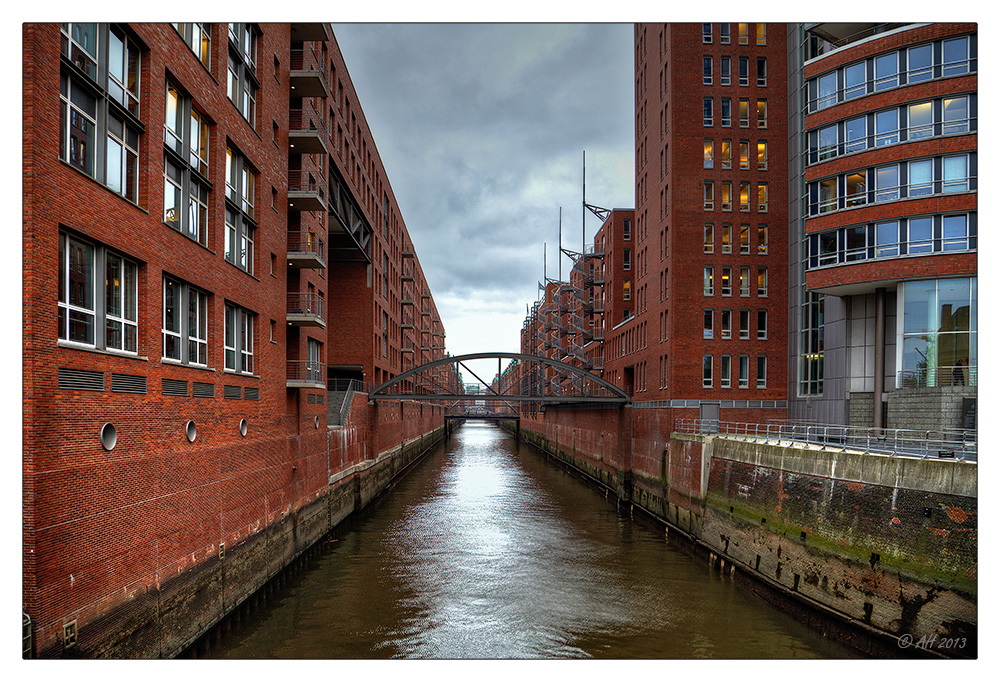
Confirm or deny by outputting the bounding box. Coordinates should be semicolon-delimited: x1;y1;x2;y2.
673;418;977;462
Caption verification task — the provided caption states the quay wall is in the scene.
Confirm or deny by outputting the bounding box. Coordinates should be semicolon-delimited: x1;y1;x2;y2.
515;407;977;658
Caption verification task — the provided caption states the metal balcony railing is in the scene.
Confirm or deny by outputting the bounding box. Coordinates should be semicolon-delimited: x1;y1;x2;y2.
289;103;329;138
288;169;327;201
287;292;325;326
290;46;327;78
287;230;326;264
287;360;325;385
898;366;977;388
673;419;977;462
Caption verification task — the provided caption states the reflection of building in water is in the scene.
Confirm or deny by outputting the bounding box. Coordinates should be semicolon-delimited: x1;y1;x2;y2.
788;22;977;431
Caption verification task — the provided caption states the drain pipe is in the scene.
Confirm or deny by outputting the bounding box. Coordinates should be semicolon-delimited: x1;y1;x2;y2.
873;288;886;430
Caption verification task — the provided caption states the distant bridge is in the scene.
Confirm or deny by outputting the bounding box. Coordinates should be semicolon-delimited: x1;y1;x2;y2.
369;352;630;405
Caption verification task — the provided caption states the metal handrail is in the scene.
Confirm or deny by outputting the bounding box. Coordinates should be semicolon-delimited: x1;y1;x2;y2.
673;418;977;461
286;360;324;384
288;168;327;202
898;366;977;388
287;230;326;261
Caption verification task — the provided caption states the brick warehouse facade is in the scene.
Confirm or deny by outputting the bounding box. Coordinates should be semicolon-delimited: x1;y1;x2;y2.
23;23;454;658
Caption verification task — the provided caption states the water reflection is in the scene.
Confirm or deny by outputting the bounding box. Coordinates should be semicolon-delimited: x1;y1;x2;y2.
210;422;855;659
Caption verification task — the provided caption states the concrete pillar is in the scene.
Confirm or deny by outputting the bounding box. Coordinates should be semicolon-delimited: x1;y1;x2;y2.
874;288;886;430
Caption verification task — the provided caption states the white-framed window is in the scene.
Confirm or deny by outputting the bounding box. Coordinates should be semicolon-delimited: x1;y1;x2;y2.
703;56;712;85
739;56;748;86
739;181;750;212
739;354;749;388
722;224;732;254
758;267;768;297
703;97;713;126
173;23;212;68
738;23;748;45
703;266;714;296
943;155;969;193
757;141;767;170
816;71;837;110
739;140;749;169
704;223;714;253
623;248;631;271
943;214;969;251
225;302;255;374
704;309;713;339
623;217;632;240
163;276;208;366
58;231;138;353
721;182;732;211
876;220;899;258
721;98;732;127
875;109;899;146
703;354;713;388
843;61;866;99
721;309;732;339
307;337;323;383
740;223;750;254
758;224;768;254
721;267;732;297
942;36;971;77
225;146;257;274
59;24;141;203
875;164;899;203
906;43;933;83
702;23;712;43
739;309;750;339
740;267;750;297
757;99;767;128
874;52;898;91
908;159;933;197
757;309;767;339
907;101;934;140
720;56;731;86
704;181;714;210
756;355;767;389
721;354;731;388
720;23;730;44
739;98;749;127
756;56;767;86
721;139;732;168
704;139;714;168
845;116;867;154
164;81;211;245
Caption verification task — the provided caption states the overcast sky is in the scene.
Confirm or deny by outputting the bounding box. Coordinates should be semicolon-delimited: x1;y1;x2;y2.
331;23;635;384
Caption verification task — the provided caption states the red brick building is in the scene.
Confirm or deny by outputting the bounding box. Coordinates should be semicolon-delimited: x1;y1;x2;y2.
23;22;450;658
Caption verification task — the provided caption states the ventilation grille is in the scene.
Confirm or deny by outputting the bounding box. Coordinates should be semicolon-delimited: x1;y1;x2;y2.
244;387;260;401
58;367;104;392
192;382;214;398
111;373;147;394
307;394;316;404
316;393;324;404
224;385;242;400
162;378;189;397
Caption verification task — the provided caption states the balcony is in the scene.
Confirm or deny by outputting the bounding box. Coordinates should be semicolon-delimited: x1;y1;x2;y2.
290;23;331;43
286;360;325;389
290;45;328;98
289;104;329;155
287;231;326;270
287;293;325;328
288;168;327;212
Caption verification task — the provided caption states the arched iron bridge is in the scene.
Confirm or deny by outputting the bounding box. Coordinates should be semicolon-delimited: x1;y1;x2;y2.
368;352;630;405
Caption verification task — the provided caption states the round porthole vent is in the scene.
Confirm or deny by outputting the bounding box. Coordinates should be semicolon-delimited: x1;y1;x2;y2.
185;420;197;443
240;419;248;437
314;415;320;429
100;423;117;451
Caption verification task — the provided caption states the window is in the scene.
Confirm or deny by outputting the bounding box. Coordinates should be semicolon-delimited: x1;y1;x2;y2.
844;61;866;99
739;309;750;339
623;279;631;300
225;303;255;374
703;97;713;126
721;182;732;211
164;82;211;245
739;140;749;169
876;221;899;258
758;267;768;297
721;98;732;127
907;216;933;254
739;355;749;388
756;99;767;128
845;116;867;154
720;24;730;44
174;23;211;68
740;267;750;297
907;101;934;141
757;141;767;170
757;309;767;339
943;214;969;251
722;224;732;253
225;146;257;274
227;23;258;126
721;139;732;168
721;57;731;86
58;232;137;352
907;43;933;83
739;98;749;127
704;309;714;339
819;177;837;214
874;53;898;91
703;23;712;43
758;224;768;254
163;276;208;366
943;155;969;193
703;355;713;388
900;278;976;386
756;24;766;45
704;181;714;210
59;24;141;202
623;248;631;270
818;125;838;161
740;224;750;254
816;71;837;110
942;96;969;135
307;338;323;383
721;309;732;339
756;57;767;86
908;159;933;197
721;355;732;388
756;356;767;389
623;218;632;240
739;182;750;212
703;56;713;85
942;36;971;77
846;172;866;207
721;267;732;296
704;223;714;253
704;139;714;168
875;109;898;146
704;266;714;296
875;165;899;203
739;56;749;86
738;23;748;45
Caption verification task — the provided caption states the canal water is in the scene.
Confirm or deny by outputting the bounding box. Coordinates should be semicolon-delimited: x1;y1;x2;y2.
208;422;856;659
